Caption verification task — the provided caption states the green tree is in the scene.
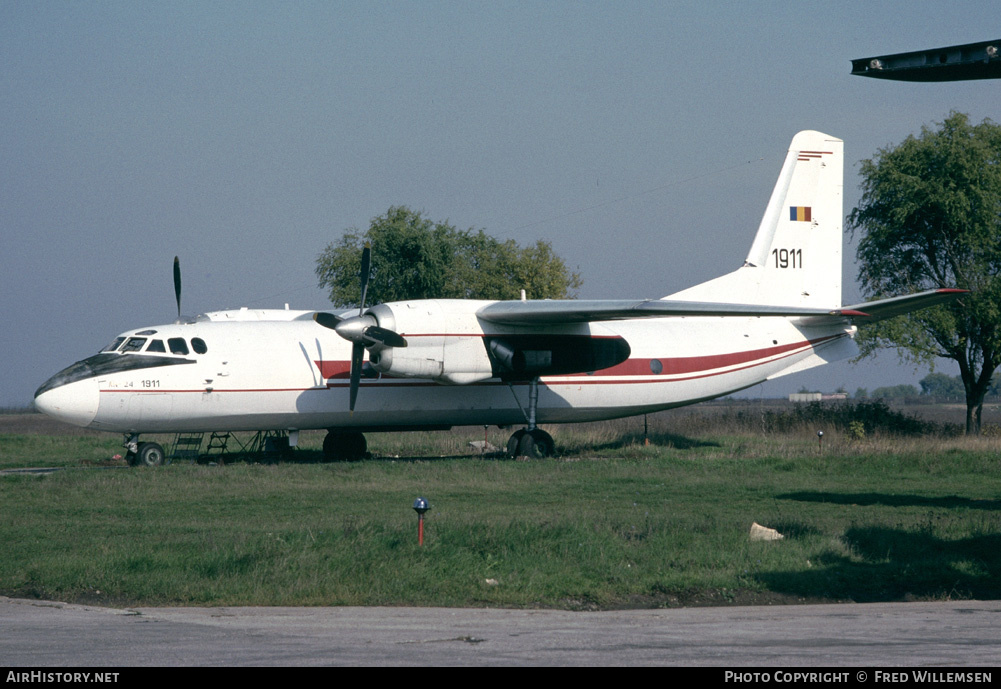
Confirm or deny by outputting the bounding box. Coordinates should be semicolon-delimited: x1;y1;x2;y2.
919;372;965;399
315;206;582;307
848;112;1001;434
870;384;920;401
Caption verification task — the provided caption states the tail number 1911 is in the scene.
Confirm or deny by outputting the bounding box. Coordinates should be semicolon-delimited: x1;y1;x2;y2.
772;248;802;269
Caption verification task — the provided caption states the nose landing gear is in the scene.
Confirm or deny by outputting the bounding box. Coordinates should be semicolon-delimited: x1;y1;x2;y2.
124;434;166;467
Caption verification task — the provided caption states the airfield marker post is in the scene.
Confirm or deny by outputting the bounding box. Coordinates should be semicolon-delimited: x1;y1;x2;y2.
413;497;430;546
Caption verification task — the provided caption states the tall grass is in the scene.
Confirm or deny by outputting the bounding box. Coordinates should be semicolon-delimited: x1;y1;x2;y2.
3;405;1000;609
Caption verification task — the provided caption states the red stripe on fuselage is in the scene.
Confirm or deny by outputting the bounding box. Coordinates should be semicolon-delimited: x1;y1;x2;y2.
313;334;841;383
576;335;839;377
316;360;352;379
98;332;846;396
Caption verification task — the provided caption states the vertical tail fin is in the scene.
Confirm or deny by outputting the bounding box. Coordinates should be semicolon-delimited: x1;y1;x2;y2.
667;130;843;308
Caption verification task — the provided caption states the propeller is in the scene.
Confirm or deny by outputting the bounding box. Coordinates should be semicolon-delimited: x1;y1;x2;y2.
173;256;183;322
314;244;407;411
171;256;201;324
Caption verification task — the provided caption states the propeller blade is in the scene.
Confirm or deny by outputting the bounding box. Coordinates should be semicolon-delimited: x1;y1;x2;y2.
313;312;344;330
365;325;408;348
349;342;364;412
358;243;371;316
320;243;399;412
173;256;182;320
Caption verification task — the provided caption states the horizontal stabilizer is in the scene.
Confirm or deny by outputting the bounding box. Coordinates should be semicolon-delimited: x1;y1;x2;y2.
842;289;967;323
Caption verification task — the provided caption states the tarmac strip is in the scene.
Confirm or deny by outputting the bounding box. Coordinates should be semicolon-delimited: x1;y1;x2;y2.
2;596;999;666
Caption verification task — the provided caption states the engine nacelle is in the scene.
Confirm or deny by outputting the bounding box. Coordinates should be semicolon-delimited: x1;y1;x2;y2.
366;301;495;385
371;337;494;385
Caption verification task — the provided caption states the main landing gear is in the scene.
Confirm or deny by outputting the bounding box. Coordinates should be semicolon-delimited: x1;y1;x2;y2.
506;377;556;458
124;434;166;467
507;427;555;458
320;377;557;461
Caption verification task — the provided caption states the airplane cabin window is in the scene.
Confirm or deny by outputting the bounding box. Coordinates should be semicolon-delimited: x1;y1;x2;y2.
168;338;189;355
191;338;208;354
101;337;126;353
121;338;147;353
147;339;166;353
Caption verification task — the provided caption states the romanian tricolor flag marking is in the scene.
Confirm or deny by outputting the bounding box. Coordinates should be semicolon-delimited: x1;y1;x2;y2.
789;206;812;222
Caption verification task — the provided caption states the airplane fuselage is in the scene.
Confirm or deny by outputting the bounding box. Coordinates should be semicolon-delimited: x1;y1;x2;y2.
34;300;857;435
46;130;946;462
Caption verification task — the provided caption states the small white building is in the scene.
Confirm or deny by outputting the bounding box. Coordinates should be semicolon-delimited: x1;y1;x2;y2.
789;392;822;403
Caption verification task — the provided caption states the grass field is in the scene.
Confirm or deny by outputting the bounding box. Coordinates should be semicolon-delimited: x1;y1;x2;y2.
1;402;1000;609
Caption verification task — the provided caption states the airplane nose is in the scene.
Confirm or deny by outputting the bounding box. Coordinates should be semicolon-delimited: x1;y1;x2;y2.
34;378;99;428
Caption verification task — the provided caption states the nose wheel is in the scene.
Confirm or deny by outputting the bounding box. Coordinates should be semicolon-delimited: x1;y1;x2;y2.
123;434;166;467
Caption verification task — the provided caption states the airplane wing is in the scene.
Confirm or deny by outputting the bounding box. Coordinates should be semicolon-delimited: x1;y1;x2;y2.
476;299;859;325
477;289;967;326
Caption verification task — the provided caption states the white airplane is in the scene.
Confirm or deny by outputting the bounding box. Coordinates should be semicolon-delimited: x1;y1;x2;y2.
35;131;963;465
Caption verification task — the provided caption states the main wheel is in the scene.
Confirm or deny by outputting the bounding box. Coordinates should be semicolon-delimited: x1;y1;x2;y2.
530;429;555;457
322;431;368;461
506;429;527;457
510;429;555;458
135;442;166;467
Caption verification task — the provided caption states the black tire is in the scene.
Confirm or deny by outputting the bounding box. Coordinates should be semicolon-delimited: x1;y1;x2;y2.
518;429;555;458
135;442;166;467
531;429;556;457
507;429;526;457
322;431;368;461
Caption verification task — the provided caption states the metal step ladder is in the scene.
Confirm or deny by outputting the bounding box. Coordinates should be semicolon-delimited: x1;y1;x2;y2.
206;432;231;456
169;433;204;462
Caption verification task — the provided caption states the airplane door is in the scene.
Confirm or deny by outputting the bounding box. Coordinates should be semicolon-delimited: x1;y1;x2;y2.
127;392;174;430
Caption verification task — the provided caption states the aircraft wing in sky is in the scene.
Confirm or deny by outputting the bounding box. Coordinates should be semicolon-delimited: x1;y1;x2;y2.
477;299;859;325
476;289;967;327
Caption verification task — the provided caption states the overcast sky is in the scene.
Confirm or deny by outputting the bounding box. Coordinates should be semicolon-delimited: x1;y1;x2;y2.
3;1;998;407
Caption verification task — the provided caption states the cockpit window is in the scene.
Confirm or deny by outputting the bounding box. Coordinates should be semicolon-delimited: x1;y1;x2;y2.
168;338;189;355
101;337;126;353
147;339;166;353
120;337;147;353
191;337;208;354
